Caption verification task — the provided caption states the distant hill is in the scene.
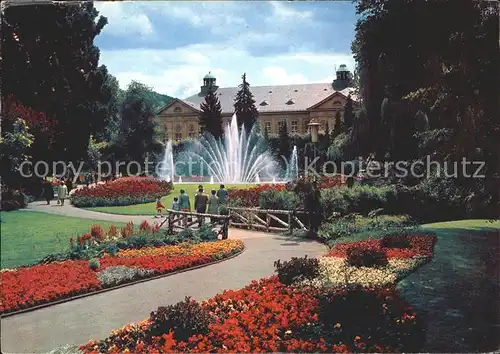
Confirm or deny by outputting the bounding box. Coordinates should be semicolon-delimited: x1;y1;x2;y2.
149;91;175;113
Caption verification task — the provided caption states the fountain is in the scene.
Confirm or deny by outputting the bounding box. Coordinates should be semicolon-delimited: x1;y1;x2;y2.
159;140;175;182
161;114;299;184
186;114;280;183
287;146;299;181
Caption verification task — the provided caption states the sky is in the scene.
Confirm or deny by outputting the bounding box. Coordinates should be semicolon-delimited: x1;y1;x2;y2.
94;1;358;99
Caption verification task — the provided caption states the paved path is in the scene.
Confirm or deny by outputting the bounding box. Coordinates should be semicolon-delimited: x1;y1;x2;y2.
22;201;161;225
1;204;327;353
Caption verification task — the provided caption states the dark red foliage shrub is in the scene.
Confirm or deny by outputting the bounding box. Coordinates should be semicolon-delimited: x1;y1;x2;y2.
148;297;214;341
227;184;285;207
347;247;389;267
328;234;437;259
274;256;320;285
380;235;411;249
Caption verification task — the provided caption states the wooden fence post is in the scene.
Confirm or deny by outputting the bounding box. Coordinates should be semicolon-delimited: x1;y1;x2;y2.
288;212;292;235
266;212;270;233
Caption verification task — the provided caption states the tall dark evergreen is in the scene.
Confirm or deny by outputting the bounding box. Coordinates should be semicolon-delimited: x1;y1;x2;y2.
277;121;290;167
1;3;112;162
343;95;355;129
199;91;223;139
234;73;259;134
334;111;342;137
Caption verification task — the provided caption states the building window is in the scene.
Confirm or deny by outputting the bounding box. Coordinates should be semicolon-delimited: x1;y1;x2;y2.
277;120;286;132
265;121;271;134
174;107;182;113
188;124;196;138
320;120;326;131
291;120;298;133
174;132;182;142
303;119;310;133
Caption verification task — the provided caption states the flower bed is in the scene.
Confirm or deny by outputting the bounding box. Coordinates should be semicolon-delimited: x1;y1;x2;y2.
227;184;285;207
80;277;423;353
311;234;438;287
71;177;173;207
0;239;244;314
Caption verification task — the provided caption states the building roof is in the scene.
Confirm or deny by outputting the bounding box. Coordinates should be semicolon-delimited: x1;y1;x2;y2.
203;72;216;79
337;64;350;72
182;83;357;114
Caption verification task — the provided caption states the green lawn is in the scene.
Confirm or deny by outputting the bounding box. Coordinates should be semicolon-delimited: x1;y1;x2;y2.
397;219;500;352
0;211;128;269
84;183;255;215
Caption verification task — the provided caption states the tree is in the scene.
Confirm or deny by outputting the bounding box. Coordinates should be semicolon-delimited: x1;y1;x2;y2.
1;2;112;162
334;111;342;137
199;90;223;139
113;81;159;164
343;95;355;129
234;73;259;134
277;121;290;168
0;119;34;186
324;121;330;142
352;0;500;211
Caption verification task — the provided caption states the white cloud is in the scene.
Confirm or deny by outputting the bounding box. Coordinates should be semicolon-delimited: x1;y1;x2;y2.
262;67;309;85
95;2;153;37
99;44;354;98
154;2;247;34
268;1;312;21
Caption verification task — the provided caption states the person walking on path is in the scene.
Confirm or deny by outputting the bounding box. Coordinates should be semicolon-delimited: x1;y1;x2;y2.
155;196;165;218
194;187;209;227
43;180;54;205
207;189;220;224
179;189;191;226
57;181;68;206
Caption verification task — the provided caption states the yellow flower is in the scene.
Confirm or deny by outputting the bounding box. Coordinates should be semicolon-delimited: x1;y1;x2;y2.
334;322;341;328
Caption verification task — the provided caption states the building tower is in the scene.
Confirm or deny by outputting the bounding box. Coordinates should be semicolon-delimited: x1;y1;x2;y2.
332;64;353;90
200;71;219;95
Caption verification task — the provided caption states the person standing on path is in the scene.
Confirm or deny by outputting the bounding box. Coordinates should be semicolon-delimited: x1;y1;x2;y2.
43;180;54;205
207;189;220;224
179;189;191;226
194;187;209;227
57;181;68;206
217;184;228;204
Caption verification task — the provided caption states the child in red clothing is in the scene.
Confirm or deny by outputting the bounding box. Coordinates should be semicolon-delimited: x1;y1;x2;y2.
155;196;165;218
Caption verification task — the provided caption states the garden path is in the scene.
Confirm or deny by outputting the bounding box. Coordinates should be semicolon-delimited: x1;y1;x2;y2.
23;200;162;225
2;203;327;353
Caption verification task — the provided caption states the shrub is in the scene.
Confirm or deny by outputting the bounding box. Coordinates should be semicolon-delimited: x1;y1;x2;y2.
321;185;397;217
346;247;388;268
1;187;28;211
259;189;300;210
315;285;425;352
380;234;412;249
274;256;320;285
88;258;100;271
227;184;285;207
197;224;217;241
148;297;213;341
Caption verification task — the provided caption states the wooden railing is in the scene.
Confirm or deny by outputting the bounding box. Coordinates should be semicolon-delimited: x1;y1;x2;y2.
227;207;308;234
163;209;230;239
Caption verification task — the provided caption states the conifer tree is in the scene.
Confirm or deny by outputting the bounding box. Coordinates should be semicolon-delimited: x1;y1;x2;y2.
234;73;259;134
199;90;223;139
